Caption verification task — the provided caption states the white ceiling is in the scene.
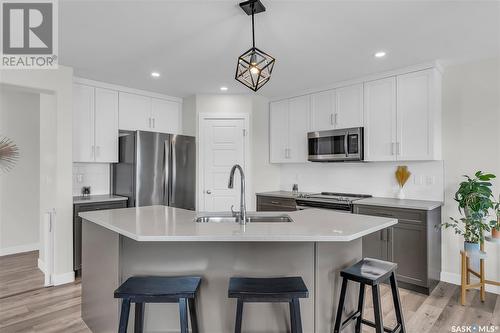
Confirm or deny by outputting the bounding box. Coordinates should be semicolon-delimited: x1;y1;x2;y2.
59;1;500;98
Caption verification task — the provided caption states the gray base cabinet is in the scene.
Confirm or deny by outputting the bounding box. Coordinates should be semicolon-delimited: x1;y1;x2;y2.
353;204;441;295
73;200;127;274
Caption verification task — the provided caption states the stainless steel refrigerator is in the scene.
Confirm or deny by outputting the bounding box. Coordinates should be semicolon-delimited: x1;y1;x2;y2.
113;131;196;210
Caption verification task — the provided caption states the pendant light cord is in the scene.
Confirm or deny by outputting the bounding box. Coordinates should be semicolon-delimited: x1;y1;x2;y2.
251;3;255;48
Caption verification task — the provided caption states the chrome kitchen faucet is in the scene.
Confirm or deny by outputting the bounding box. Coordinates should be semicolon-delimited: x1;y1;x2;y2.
228;164;247;225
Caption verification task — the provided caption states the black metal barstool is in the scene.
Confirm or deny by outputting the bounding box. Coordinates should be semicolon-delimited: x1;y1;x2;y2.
334;258;406;333
114;276;201;333
228;276;309;333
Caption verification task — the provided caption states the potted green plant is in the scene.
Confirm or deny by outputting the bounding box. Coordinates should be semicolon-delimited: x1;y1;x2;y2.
490;195;500;239
440;171;495;253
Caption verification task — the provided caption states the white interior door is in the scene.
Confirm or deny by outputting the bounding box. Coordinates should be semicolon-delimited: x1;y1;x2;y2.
201;118;247;212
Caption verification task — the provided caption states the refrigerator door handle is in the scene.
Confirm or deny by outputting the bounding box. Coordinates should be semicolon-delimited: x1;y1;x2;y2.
164;139;170;205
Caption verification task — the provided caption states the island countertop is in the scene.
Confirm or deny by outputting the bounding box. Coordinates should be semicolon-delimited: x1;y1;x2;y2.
79;205;397;242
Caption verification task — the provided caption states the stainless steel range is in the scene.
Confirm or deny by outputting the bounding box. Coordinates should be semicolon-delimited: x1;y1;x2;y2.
295;192;371;212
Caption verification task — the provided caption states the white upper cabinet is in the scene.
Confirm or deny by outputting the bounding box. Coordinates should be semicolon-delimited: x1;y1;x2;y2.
73;84;95;162
118;92;151;131
287;96;310;163
364;77;397;161
364;68;442;161
270;96;310;163
397;69;441;160
119;93;181;134
310;90;336;131
73;84;118;163
335;83;364;129
151;98;180;134
269;100;289;163
94;88;118;162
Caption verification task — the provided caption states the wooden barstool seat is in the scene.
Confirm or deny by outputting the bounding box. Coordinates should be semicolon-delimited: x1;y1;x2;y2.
228;276;309;333
334;258;406;333
114;276;201;333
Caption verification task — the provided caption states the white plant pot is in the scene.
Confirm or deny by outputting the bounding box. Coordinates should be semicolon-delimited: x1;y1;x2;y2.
397;187;405;199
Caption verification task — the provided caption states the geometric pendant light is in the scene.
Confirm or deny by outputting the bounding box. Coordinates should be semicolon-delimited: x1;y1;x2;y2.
235;0;276;92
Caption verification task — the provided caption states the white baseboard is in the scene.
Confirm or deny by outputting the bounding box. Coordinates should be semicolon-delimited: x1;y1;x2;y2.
53;271;75;286
0;243;40;257
37;258;46;273
441;271;500;295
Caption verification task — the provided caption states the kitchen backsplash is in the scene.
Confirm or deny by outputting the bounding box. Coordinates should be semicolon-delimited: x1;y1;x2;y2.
72;163;111;196
280;161;444;201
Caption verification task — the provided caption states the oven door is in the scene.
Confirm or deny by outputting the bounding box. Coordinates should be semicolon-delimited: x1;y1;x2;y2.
308;129;348;161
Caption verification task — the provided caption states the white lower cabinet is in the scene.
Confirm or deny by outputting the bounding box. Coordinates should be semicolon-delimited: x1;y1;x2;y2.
73;84;118;163
119;93;181;134
270;96;310;163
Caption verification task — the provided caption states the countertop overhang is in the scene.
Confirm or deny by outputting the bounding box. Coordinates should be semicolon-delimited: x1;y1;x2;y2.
79;205;397;242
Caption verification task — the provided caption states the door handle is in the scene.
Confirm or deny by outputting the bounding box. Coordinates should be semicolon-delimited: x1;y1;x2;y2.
206;190;212;194
344;133;349;157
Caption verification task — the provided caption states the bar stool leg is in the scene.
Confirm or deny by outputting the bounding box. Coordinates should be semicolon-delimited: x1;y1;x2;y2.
234;299;244;333
334;277;348;333
179;298;189;333
372;285;384;333
389;273;406;333
118;299;131;333
291;298;303;333
355;283;365;333
188;298;199;333
289;300;297;333
134;302;144;333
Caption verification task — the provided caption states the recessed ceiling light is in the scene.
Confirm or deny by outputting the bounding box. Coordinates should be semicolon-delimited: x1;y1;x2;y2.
374;51;387;58
151;72;160;78
220;86;228;91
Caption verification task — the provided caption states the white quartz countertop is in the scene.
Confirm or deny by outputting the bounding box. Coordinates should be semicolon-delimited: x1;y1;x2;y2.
79;205;397;242
354;197;443;211
73;195;128;205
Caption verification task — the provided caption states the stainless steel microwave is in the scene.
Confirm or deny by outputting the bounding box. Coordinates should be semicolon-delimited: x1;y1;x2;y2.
308;127;364;162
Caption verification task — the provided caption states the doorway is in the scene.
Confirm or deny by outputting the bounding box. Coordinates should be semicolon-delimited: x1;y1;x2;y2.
198;114;250;212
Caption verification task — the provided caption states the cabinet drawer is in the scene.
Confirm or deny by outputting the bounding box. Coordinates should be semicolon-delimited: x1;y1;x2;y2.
257;196;296;211
354;205;426;224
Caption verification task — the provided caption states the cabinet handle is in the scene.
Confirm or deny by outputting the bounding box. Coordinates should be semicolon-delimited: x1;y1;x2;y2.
334;113;338;126
149;117;152;128
396;142;401;155
91;145;95;158
391;142;395;155
330;114;334;125
152;118;155;128
271;201;280;205
96;146;100;157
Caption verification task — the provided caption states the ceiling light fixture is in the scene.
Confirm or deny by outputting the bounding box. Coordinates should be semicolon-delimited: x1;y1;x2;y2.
374;51;387;58
220;86;228;91
151;72;160;78
235;0;275;92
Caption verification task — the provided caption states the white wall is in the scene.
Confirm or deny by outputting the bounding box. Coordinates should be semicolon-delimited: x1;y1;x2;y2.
182;94;281;210
0;87;41;255
280;161;444;201
441;57;500;293
72;163;110;196
1;66;74;284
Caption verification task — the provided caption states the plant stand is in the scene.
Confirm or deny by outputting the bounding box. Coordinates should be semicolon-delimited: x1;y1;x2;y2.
460;239;500;306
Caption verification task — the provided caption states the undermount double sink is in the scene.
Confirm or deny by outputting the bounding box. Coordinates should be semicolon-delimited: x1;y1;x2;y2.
195;212;293;223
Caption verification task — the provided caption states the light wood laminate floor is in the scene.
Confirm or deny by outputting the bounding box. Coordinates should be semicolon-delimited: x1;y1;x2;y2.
0;251;498;332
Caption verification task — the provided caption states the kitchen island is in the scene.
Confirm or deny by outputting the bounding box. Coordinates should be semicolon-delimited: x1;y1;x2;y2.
80;205;397;333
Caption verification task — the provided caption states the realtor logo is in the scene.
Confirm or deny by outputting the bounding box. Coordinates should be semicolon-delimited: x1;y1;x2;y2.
1;0;58;68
